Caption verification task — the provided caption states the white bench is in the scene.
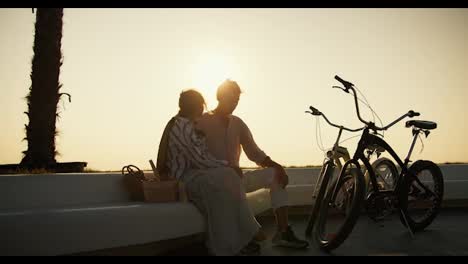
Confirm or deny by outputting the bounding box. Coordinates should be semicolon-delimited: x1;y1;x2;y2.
0;172;275;256
1;164;465;256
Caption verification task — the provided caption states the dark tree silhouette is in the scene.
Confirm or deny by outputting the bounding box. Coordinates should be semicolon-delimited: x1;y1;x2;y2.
20;8;69;170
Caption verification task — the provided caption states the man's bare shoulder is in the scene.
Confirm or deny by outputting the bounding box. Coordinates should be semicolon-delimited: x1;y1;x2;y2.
199;111;215;123
196;112;215;130
199;112;245;126
230;114;241;120
201;111;215;118
230;115;248;127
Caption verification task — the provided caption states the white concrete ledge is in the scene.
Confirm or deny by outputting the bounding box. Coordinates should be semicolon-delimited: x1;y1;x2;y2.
285;164;468;204
0;164;466;255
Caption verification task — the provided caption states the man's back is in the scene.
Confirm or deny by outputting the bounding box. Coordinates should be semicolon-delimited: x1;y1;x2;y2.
197;112;267;167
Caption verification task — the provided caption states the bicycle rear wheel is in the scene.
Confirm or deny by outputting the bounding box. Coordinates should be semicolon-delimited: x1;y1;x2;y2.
399;160;444;232
314;168;365;251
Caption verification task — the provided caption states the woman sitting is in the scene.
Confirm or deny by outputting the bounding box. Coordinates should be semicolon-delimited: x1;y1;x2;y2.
156;89;262;256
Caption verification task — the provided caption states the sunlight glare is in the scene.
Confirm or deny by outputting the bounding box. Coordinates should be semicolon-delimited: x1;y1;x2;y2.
190;53;233;109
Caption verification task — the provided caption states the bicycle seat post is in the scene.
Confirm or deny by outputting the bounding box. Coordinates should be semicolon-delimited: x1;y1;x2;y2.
404;129;421;167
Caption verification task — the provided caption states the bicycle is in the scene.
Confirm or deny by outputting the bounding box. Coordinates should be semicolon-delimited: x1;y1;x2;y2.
304;75;444;251
304;103;399;238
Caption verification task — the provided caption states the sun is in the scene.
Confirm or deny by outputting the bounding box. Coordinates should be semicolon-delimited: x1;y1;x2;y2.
190;53;234;109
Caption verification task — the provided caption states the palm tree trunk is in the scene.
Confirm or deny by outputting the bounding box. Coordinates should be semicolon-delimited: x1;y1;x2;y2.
20;8;64;170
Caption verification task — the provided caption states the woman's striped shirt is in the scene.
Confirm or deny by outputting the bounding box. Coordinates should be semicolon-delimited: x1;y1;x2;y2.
167;116;228;181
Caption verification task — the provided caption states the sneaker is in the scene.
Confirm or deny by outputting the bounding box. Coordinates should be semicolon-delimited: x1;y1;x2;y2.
272;226;309;249
237;240;261;256
253;229;267;242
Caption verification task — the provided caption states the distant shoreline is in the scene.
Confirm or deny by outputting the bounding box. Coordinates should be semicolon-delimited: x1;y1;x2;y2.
1;162;467;174
93;162;468;173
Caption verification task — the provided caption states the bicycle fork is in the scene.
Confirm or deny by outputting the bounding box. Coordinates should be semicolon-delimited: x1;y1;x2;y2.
306;159;336;236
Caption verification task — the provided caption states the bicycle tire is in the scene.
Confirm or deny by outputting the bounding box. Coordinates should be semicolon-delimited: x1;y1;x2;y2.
398;160;444;232
365;157;399;193
314;168;366;251
305;163;335;237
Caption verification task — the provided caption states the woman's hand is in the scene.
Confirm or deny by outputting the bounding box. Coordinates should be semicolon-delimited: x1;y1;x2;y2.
231;166;244;178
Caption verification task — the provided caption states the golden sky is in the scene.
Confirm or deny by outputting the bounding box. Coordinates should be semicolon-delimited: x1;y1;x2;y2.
1;8;467;170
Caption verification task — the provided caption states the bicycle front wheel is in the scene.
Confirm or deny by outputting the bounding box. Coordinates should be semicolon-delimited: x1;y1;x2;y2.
366;157;399;193
305;162;335;237
314;168;365;251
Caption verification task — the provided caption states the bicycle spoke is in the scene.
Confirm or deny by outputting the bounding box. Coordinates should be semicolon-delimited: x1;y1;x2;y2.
412;176;438;199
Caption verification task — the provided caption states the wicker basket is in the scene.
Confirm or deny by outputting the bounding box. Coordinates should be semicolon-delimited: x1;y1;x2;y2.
142;180;179;202
122;164;187;203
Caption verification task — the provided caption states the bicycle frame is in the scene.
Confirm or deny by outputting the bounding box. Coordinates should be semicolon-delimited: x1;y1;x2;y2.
329;75;436;202
313;126;351;198
356;127;437;198
306;125;353;236
352;127;410;196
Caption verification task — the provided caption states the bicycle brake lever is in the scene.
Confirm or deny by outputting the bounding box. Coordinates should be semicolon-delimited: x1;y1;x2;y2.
424;130;430;138
332;86;349;93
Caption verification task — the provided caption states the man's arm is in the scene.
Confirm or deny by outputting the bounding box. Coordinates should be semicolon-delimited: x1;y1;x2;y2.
239;118;268;165
238;119;288;187
259;156;289;188
259;156;281;168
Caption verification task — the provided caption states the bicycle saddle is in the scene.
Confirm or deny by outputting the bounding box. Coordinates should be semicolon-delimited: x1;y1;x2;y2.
405;120;437;130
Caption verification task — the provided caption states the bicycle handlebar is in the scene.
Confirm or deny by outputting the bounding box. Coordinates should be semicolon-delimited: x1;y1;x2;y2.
334;75;354;89
306;106;364;132
333;75;420;131
309;106;322;116
408;110;420;118
379;111;416;130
